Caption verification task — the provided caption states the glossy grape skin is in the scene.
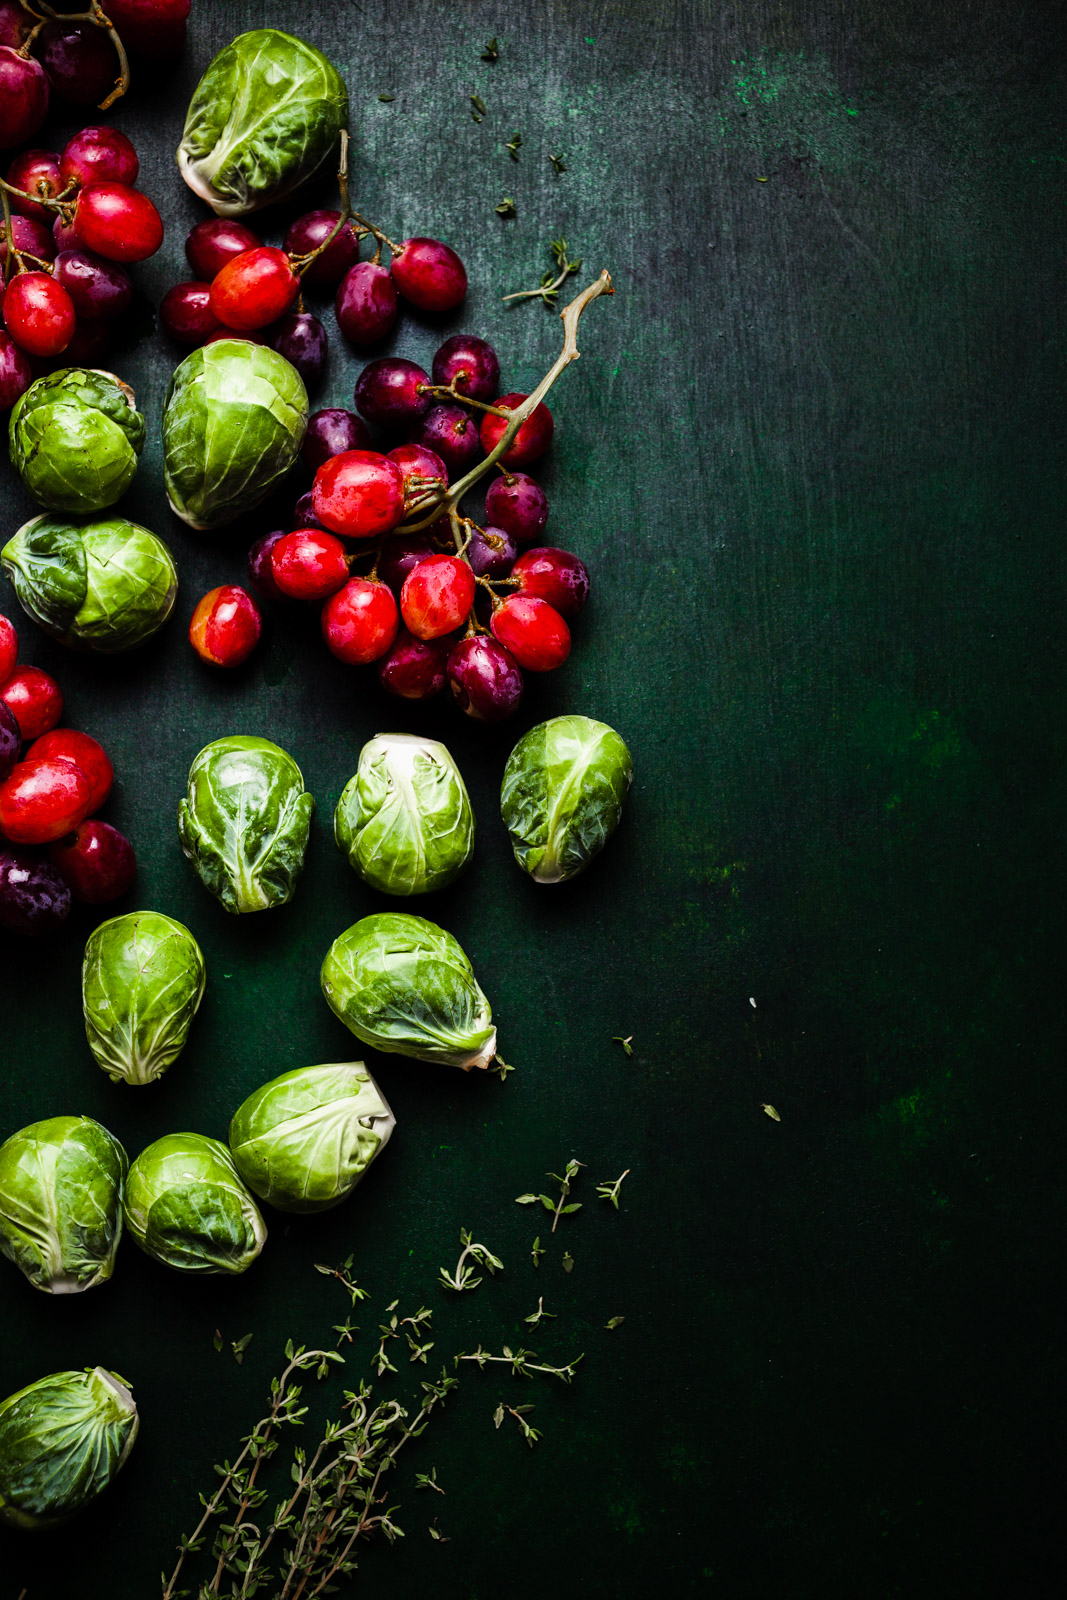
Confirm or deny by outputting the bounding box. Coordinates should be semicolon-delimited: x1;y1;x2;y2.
160;281;220;345
60;125;139;189
0;215;55;271
289;492;329;533
512;547;590;616
271;530;350;601
284;210;361;287
377;629;449;700
0;756;93;845
270;311;327;389
0;331;32;412
186;218;261;281
72;183;164;263
390;237;467;312
5;149;61;222
414;404;483;479
27;729;112;811
0;615;16;686
50;819;136;904
321;578;399;665
432;334;500;401
378;534;437;598
0;846;71;935
480;393;554;468
104;0;191;58
210;247;299;332
0;2;32;47
302;408;373;475
312;451;406;540
39;19;117;105
354;357;431;431
484;472;549;546
400;555;475;640
189;585;262;668
3;273;75;358
387;442;449;489
0;702;19;785
490;594;570;671
247;531;292;602
467;524;518;579
447;635;524;723
0;666;62;740
54;249;132;321
336;260;397;346
0;45;50;150
52;213;79;253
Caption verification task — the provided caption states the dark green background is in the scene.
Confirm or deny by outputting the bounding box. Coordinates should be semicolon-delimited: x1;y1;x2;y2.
1;1;1064;1595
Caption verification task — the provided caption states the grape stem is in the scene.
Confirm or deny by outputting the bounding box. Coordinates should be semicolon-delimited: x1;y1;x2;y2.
18;2;131;110
416;380;511;418
289;131;366;278
0;186;23;286
394;270;614;538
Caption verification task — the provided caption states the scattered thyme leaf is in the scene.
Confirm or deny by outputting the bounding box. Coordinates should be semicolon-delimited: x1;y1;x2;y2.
231;1333;253;1366
438;1228;504;1292
504;1405;542;1446
612;1035;634;1056
502;236;583;305
492;1055;515;1082
212;1329;223;1353
378;93;396;102
416;1467;445;1494
506;131;523;161
495;197;517;218
562;1251;574;1273
471;93;487;116
481;37;499;62
762;1103;781;1122
493;1402;505;1428
605;1316;626;1330
524;1297;557;1327
429;1518;451;1542
549;152;567;174
596;1169;631;1209
515;1194;539;1204
531;1236;545;1268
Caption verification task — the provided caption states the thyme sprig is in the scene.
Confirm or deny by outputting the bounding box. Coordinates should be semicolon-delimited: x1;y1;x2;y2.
495;1403;542;1446
596;1169;631;1209
437;1228;504;1292
503;238;584;306
515;1157;585;1231
457;1344;584;1383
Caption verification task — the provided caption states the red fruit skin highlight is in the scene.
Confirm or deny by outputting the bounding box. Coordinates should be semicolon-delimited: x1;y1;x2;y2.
479;394;554;468
72;183;164;263
271;531;350;601
400;555;476;641
189;586;262;667
0;667;62;740
312;452;406;540
490;594;571;671
209;247;299;332
27;729;112;811
321;579;399;665
50;819;136;904
0;756;93;845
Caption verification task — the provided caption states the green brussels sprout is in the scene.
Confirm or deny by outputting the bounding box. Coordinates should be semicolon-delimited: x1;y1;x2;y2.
229;1062;395;1214
178;30;349;217
321;913;497;1071
178;736;315;914
123;1133;267;1276
0;1116;127;1294
162;341;308;530
0;1366;138;1530
335;734;475;897
1;514;177;654
82;911;206;1086
500;715;634;884
8;369;145;514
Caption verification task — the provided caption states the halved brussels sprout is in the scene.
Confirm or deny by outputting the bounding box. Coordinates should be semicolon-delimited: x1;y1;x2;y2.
162;340;308;530
229;1063;395;1213
178;30;349;217
178;736;315;914
123;1133;266;1276
2;514;177;654
335;734;475;897
0;1366;138;1530
321;913;497;1071
82;911;206;1086
500;715;634;883
9;368;145;514
0;1116;127;1294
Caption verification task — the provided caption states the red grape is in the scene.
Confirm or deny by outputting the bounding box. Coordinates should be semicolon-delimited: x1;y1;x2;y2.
290;492;329;532
490;594;570;671
312;451;406;540
3;273;76;358
72;183;164;263
54;249;132;320
400;555;475;640
284;209;361;287
247;531;292;602
269;311;327;389
0;702;19;785
414;403;483;478
512;548;589;616
1;215;56;269
321;578;399;665
186;218;261;281
354;357;431;430
0;845;71;935
103;0;190;58
484;471;549;546
0;331;32;412
0;756;93;845
377;629;449;700
390;237;467;312
480;394;554;467
0;3;32;47
467;524;517;579
5;149;61;222
60;126;139;189
302;408;373;474
432;334;500;401
50;818;136;904
378;533;436;597
447;635;524;723
271;530;350;601
210;247;299;332
27;729;112;811
52;212;79;253
0;615;16;684
0;45;49;150
336;260;397;346
0;666;62;740
189;585;262;668
159;280;220;345
39;19;118;106
388;442;448;495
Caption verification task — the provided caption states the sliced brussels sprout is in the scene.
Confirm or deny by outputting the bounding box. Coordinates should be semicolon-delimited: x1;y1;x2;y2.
178;30;349;217
1;514;177;654
82;911;206;1086
321;913;497;1071
162;341;308;530
500;714;634;884
229;1062;395;1213
8;368;145;515
0;1116;127;1294
123;1133;266;1276
335;733;475;897
178;736;315;914
0;1366;138;1530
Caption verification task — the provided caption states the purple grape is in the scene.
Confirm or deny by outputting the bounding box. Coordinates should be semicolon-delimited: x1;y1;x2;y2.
53;249;132;320
336;260;397;347
378;630;449;700
247;530;292;603
0;701;20;783
290;491;329;532
378;534;436;597
0;846;71;936
302;408;373;474
432;334;500;402
413;404;484;479
38;19;116;105
0;215;55;269
447;636;524;723
466;524;517;579
270;311;327;389
284;209;361;288
484;472;549;546
354;357;431;431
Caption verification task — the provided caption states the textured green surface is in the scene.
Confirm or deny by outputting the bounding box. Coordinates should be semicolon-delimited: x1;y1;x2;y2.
1;1;1064;1595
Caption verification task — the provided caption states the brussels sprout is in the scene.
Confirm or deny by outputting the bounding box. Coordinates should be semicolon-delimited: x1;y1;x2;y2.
0;1117;127;1294
321;913;497;1071
0;1366;138;1530
178;736;315;914
178;30;349;217
82;912;206;1086
500;715;634;884
229;1062;395;1214
1;514;177;654
123;1132;266;1276
162;341;308;530
335;734;475;897
8;369;145;514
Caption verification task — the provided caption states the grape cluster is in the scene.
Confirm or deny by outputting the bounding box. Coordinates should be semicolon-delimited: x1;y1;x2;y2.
0;610;136;935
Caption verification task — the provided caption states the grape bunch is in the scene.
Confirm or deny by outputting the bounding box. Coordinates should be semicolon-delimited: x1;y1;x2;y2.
0;610;136;935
